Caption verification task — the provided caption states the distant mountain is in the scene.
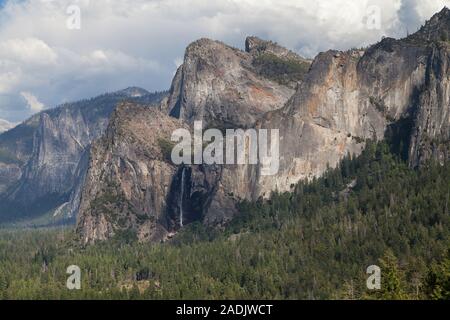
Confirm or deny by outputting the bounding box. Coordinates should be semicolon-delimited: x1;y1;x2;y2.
0;119;16;133
0;88;168;224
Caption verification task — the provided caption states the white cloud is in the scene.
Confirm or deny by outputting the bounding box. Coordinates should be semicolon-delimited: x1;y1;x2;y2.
0;118;16;133
20;91;45;112
0;0;448;122
0;38;57;65
0;68;22;94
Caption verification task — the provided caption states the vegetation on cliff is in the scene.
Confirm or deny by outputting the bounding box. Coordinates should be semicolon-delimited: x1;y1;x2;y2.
252;52;310;86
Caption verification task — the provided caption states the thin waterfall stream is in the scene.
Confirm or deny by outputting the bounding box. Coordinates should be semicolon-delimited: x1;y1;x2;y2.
180;167;186;227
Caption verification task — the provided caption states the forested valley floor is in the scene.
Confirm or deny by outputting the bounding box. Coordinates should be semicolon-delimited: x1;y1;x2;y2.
0;141;449;300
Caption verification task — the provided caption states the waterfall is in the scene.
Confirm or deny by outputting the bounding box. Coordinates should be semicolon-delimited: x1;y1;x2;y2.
179;167;186;227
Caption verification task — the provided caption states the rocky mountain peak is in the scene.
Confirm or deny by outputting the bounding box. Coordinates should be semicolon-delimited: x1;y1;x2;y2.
426;6;450;29
118;87;150;98
406;6;450;43
167;36;295;127
4;9;446;244
245;36;310;63
183;38;248;64
76;101;188;244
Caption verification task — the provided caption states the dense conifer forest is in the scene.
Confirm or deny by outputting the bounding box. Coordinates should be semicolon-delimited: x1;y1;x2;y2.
0;141;449;299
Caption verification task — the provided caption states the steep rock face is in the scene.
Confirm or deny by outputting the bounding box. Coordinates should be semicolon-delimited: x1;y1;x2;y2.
183;8;449;222
254;9;450;197
255;43;427;195
76;103;188;243
409;42;450;166
76;38;305;241
202;36;433;214
76;102;255;243
0;88;167;222
167;38;296;127
77;9;450;243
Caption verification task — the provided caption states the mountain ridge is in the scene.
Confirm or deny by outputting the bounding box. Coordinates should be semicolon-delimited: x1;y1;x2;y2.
0;88;168;223
76;8;450;244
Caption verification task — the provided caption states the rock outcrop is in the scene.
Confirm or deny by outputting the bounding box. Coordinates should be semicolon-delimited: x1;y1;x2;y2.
75;8;449;243
167;38;298;128
245;36;310;63
0;88;167;222
76;103;188;243
245;36;312;89
408;42;450;167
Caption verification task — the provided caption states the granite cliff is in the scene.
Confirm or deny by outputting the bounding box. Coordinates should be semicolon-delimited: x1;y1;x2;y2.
0;88;166;223
70;9;450;243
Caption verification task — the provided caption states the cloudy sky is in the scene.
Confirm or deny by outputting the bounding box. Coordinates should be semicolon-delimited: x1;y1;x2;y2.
0;0;448;125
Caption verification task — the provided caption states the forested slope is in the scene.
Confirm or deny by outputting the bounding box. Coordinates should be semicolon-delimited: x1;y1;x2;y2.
0;141;449;299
